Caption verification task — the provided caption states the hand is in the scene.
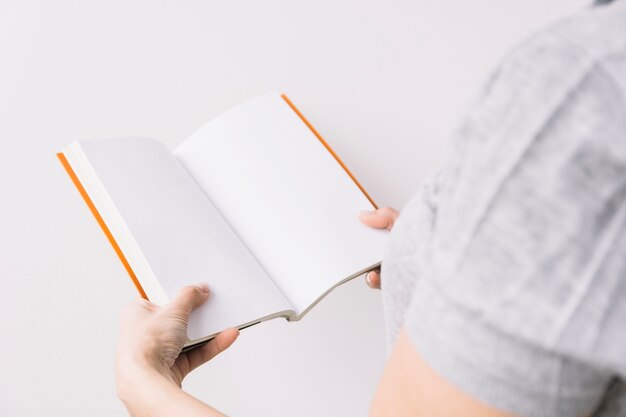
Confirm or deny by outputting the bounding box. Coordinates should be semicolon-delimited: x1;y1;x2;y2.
116;284;239;412
358;207;399;289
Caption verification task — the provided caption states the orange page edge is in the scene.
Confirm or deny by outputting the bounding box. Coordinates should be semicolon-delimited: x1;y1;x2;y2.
57;152;148;300
281;94;378;209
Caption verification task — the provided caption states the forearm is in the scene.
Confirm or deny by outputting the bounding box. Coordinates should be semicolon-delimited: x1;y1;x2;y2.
117;361;227;417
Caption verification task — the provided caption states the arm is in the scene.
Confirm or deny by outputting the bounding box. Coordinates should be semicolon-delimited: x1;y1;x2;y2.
117;365;226;417
369;328;519;417
360;209;520;417
116;285;238;417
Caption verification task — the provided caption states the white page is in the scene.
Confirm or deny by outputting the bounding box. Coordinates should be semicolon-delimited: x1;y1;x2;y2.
76;138;292;340
175;93;387;313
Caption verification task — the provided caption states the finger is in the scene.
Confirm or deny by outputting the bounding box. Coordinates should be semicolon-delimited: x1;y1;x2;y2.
358;207;399;230
163;284;210;321
365;270;381;289
185;328;240;373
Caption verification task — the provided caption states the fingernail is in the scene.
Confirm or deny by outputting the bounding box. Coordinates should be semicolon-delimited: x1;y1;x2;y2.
197;283;210;293
359;210;375;217
365;272;372;284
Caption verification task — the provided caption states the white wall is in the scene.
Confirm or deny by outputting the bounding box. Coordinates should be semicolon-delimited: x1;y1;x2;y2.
0;1;587;416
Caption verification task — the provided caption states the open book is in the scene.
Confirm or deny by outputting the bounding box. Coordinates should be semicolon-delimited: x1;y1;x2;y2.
58;92;386;349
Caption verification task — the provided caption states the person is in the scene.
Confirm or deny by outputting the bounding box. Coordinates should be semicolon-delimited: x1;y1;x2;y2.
115;0;626;415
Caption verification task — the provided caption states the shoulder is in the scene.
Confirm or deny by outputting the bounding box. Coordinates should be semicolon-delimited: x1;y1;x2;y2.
502;1;626;78
428;2;626;347
461;0;626;141
441;2;626;248
397;5;626;415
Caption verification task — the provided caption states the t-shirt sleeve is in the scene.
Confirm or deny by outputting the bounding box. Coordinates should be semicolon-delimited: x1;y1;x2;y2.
404;31;626;417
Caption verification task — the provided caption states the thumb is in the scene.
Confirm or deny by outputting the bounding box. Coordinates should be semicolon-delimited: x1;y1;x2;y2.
164;284;210;321
359;207;399;230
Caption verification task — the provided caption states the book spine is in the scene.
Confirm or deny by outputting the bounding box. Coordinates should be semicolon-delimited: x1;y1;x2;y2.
281;94;378;209
57;152;148;300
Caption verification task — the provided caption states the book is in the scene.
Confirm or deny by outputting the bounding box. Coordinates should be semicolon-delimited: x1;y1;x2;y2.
58;92;386;350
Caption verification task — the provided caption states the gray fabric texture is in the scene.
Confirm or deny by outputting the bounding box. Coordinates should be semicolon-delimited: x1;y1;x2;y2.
381;1;626;416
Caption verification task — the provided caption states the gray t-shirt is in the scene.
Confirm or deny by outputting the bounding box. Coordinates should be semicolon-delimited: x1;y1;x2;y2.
381;2;626;416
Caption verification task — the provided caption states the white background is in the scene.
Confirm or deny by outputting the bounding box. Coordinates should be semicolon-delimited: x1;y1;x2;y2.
0;1;587;416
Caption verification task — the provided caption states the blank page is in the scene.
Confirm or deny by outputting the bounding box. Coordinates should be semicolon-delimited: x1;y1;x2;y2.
175;93;387;313
76;138;292;340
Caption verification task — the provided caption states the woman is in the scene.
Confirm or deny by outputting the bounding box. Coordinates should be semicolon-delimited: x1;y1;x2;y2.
115;1;626;415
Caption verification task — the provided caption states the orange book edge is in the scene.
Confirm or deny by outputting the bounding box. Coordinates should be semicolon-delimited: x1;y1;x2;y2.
57;95;376;300
57;152;148;300
281;94;378;209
